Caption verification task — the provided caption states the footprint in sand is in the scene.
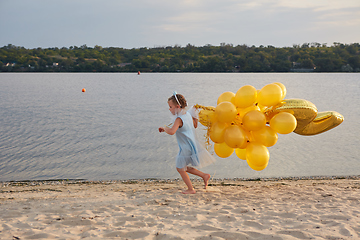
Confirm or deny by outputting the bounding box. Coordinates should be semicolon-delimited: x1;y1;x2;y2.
192;224;222;231
103;230;149;239
61;218;93;226
243;220;267;230
339;227;352;236
276;230;311;239
210;231;249;239
216;215;237;222
277;212;298;218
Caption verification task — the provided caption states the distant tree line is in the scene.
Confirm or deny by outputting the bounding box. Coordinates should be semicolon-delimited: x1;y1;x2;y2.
1;42;359;72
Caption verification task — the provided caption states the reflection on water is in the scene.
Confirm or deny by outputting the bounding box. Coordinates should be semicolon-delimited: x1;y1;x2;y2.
0;73;359;181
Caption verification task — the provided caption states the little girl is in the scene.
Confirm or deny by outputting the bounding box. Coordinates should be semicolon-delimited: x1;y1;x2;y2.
159;93;215;194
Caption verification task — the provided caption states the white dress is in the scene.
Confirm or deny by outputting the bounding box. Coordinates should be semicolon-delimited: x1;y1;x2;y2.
172;107;216;170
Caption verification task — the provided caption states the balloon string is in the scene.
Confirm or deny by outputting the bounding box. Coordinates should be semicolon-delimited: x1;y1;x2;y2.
194;104;215;111
194;104;214;151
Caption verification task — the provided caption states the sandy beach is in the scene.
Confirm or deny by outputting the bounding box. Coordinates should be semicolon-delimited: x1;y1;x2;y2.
1;177;359;240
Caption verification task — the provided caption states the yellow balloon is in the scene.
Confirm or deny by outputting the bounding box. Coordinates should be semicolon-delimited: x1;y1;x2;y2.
257;83;283;106
242;110;266;131
233;85;257;108
263;99;344;136
247;160;268;171
252;126;278;147
214;142;234;158
238;105;260;118
235;148;246;160
215;101;237;123
246;142;269;170
217;91;235;105
224;125;247;148
209;121;228;143
270;112;297;134
273;82;287;100
199;107;216;126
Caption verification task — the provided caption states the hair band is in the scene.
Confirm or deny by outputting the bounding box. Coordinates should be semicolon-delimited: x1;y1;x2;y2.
173;91;181;107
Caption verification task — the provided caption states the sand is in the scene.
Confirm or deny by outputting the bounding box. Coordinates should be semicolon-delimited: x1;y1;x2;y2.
1;176;359;240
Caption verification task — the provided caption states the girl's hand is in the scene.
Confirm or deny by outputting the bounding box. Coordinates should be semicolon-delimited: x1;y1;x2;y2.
159;118;182;135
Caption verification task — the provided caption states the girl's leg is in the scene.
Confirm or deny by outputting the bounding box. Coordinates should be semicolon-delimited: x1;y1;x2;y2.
177;168;196;194
186;167;211;189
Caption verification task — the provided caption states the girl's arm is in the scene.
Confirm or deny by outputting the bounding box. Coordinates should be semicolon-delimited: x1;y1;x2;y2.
188;106;199;129
159;118;183;135
192;117;198;129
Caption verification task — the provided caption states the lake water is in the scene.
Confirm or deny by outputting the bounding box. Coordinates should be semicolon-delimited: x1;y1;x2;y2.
0;73;359;181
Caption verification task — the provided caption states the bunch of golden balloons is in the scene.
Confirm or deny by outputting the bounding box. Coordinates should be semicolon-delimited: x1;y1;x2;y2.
198;82;297;171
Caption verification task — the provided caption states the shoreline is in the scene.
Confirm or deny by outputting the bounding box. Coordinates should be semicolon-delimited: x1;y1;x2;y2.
2;175;359;186
1;176;359;239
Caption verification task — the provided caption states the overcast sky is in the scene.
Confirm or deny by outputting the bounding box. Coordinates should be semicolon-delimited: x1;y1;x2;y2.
1;0;359;49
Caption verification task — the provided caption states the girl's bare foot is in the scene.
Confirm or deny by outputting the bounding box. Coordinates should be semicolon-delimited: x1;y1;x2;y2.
203;174;211;189
181;189;196;194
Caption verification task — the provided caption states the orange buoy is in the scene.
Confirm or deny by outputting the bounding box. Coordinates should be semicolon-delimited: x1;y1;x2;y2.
82;88;86;92
137;71;140;75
